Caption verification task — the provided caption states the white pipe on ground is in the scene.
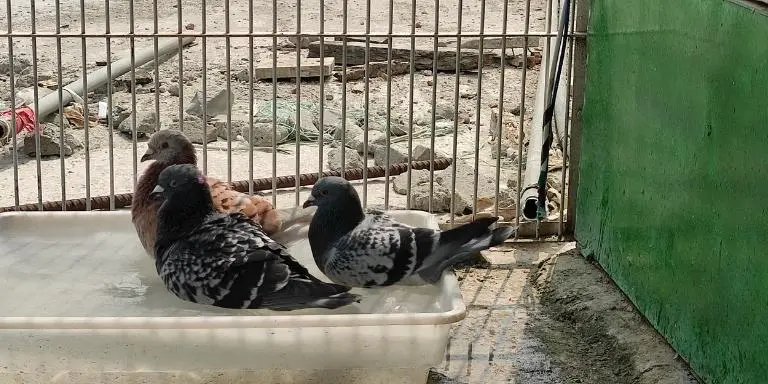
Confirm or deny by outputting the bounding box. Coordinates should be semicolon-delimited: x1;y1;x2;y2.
0;34;197;144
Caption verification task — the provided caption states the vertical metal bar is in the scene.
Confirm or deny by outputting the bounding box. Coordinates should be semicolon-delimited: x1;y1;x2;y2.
201;0;208;173
6;0;19;208
406;0;417;209
105;0;115;210
428;0;440;214
340;0;348;178
271;0;278;206
55;0;66;207
80;0;91;210
130;0;138;188
558;0;576;237
361;0;370;207
30;0;43;209
177;0;185;134
153;0;161;148
494;0;510;222
383;0;394;209
565;0;587;234
318;0;325;178
472;0;486;221
449;0;463;226
295;0;302;206
248;0;254;194
514;0;532;237
225;0;233;182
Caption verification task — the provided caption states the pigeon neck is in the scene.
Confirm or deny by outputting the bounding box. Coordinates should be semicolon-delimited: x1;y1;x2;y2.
156;187;215;246
309;200;364;262
169;146;198;165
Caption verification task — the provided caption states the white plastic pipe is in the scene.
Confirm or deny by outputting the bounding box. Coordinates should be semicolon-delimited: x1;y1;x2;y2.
0;34;197;143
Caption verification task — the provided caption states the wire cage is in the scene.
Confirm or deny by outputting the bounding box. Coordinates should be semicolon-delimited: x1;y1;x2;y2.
0;0;587;239
0;0;590;381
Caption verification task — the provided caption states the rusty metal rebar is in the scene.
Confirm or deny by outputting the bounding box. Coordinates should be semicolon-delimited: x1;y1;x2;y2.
0;159;452;213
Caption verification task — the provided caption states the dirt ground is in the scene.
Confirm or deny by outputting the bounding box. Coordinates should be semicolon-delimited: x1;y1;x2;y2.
0;0;560;218
429;243;701;384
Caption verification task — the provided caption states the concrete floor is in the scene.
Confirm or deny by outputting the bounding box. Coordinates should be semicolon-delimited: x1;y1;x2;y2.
430;242;699;384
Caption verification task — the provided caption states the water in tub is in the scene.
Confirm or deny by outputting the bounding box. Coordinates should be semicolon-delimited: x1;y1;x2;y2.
0;212;446;317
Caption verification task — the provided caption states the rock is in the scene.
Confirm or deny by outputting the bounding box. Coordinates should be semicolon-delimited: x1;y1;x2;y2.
547;172;564;194
410;183;470;213
374;144;409;166
186;89;233;119
289;36;321;49
412;144;435;162
369;131;388;151
334;61;410;81
392;169;444;195
460;89;477;99
412;102;455;126
115;68;154;90
212;116;249;140
327;148;365;171
44;113;72;131
0;54;31;75
24;124;82;157
508;104;521;116
387;121;408;136
246;122;292;147
391;167;472;213
313;108;342;136
434;102;455;121
413;108;432;126
165;114;218;144
168;83;180;97
118;111;158;138
437;159;497;204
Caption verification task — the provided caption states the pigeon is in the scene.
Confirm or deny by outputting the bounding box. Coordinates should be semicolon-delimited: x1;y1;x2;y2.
151;164;360;311
303;176;516;288
133;129;312;258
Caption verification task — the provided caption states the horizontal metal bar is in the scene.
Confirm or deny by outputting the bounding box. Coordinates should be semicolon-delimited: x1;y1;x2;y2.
0;159;452;213
0;32;587;39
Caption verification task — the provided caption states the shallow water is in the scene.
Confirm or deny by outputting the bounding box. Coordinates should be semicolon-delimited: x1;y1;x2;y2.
0;212;446;317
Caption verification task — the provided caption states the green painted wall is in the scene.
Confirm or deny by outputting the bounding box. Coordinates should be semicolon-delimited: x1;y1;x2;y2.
576;1;768;383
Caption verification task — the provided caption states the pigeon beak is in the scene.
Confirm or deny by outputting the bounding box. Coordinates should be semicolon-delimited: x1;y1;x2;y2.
302;195;316;208
150;185;165;196
141;149;155;162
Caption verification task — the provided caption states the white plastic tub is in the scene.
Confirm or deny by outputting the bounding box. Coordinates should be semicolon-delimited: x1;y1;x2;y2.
0;210;466;383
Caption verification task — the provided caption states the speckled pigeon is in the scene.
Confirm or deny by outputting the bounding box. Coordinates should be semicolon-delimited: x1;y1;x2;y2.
152;164;361;311
303;176;516;288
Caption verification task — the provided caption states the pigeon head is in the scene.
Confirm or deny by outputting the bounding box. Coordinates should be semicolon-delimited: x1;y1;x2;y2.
141;129;197;164
151;164;209;204
303;176;361;210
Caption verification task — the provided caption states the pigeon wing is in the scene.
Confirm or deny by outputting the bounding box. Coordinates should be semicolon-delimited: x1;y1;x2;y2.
323;214;437;287
157;213;291;309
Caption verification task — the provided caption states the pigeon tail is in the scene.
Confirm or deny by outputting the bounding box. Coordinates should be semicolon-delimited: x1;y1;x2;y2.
417;218;516;284
258;279;361;311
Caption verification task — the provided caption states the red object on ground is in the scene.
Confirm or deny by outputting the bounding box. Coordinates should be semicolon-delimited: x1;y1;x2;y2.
0;107;40;135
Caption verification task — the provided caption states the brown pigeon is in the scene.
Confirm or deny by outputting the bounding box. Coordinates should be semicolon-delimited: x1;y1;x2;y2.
132;129;311;258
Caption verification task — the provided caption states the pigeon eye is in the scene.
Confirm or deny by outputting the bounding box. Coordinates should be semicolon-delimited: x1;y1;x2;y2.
161;142;169;149
321;189;328;195
169;180;177;188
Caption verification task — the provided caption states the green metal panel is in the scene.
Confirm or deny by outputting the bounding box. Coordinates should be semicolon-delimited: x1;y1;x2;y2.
576;1;768;383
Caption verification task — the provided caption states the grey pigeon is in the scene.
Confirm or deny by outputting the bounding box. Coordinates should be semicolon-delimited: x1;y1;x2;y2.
152;164;361;311
302;176;516;287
